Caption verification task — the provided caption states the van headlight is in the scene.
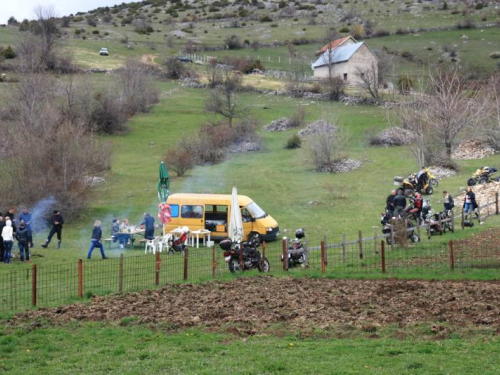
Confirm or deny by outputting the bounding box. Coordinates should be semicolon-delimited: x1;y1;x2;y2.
266;227;274;232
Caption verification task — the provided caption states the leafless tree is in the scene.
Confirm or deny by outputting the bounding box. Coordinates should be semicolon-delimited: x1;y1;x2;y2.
319;43;345;101
394;67;490;167
33;5;59;70
205;70;246;126
355;62;380;99
206;59;222;88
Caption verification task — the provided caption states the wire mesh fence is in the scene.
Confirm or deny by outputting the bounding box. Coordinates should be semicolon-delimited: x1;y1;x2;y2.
1;236;499;315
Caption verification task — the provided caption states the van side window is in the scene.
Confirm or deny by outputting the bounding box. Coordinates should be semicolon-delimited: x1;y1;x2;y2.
181;205;204;218
170;204;179;218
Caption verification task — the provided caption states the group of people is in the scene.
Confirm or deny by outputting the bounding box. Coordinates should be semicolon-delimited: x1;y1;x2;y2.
87;213;156;259
385;186;480;223
1;208;64;264
0;208;34;264
385;189;457;222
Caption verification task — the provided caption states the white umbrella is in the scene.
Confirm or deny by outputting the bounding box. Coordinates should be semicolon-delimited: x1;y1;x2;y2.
229;186;244;243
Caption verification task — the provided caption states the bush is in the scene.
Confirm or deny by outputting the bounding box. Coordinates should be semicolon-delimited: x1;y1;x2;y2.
396;75;414;93
163;57;188;79
285;134;302;149
289;105;306;128
374;29;390;37
457;18;476;29
91;91;128;134
260;15;273;22
401;50;414;61
339;26;350;33
1;46;16;59
224;34;242;49
92;30;99;34
87;17;97;27
395;28;409;35
164;149;194;177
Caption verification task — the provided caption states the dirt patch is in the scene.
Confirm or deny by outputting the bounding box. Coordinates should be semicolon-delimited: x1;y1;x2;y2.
141;54;158;65
10;277;500;334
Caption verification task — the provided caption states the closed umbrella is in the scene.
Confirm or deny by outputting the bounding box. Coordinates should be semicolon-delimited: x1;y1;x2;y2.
229;187;243;243
158;161;170;203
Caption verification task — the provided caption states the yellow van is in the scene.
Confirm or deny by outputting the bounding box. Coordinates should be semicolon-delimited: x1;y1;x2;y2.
165;193;280;241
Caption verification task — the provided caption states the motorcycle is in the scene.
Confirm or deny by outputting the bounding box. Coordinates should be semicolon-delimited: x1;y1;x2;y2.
381;209;420;245
220;237;270;273
467;166;499;186
394;175;434;196
281;228;307;268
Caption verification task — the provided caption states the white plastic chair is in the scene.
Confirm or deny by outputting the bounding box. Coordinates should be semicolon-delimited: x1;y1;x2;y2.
145;236;160;254
157;234;172;253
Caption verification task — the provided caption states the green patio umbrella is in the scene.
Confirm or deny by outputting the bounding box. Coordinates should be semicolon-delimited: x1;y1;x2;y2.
158;161;170;203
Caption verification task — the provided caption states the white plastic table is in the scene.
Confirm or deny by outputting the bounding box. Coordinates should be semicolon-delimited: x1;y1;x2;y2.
189;229;211;248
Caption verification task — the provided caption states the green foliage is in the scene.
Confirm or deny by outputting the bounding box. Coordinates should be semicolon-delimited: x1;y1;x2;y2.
1;45;16;59
260;15;273;22
285;134;302;149
396;75;414;93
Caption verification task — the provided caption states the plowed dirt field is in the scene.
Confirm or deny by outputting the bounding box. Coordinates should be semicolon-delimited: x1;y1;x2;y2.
10;276;500;335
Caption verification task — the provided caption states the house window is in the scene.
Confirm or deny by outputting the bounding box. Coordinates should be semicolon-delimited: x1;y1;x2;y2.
343;73;348;81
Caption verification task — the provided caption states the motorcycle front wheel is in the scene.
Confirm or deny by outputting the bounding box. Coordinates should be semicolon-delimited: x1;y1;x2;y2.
228;258;242;273
258;258;270;273
430;178;439;187
467;178;476;186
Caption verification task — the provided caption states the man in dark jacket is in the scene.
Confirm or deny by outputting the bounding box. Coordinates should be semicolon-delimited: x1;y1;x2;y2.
386;190;396;214
41;210;64;249
87;220;107;259
16;221;30;262
141;213;155;240
393;190;407;218
19;208;33;247
443;191;455;211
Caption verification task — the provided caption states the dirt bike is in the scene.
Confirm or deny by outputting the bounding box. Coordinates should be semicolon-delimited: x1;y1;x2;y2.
220;237;270;273
281;229;307;268
381;209;420;245
467;167;499;186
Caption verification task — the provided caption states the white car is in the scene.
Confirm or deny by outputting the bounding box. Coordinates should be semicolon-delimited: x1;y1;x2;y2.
99;48;109;56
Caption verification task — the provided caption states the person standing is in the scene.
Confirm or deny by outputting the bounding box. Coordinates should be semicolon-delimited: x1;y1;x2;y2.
87;220;107;259
0;216;4;262
16;221;30;262
463;187;482;223
2;220;14;264
393;190;407;218
118;218;131;249
19;208;33;247
41;210;64;249
5;208;16;233
111;219;120;243
443;191;455;212
141;213;155;240
386;190;396;214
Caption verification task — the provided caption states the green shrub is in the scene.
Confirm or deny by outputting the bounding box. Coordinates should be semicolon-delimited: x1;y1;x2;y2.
397;75;414;93
1;46;16;59
285;134;302;149
339;26;350;33
260;15;272;22
92;30;99;34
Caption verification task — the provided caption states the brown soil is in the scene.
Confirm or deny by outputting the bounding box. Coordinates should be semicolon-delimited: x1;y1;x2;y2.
10;277;500;334
141;54;158;65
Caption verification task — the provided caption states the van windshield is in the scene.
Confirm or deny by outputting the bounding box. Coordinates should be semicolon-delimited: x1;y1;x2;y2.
246;202;267;219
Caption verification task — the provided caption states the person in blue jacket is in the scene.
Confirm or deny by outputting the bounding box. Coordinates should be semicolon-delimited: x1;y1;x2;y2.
87;220;107;259
141;213;155;240
19;208;33;247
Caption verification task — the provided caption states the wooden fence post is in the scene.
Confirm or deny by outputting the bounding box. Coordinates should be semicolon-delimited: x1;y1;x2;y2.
381;241;386;274
78;259;83;298
374;228;378;254
119;254;124;293
262;241;267;271
282;238;288;271
496;192;499;215
342;233;347;262
449;240;454;271
183;248;189;281
320;241;326;273
358;230;363;259
461;207;465;229
212;245;216;279
31;264;37;307
155;252;161;286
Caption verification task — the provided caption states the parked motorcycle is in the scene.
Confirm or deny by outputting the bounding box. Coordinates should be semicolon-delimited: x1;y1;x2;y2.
467;166;499;186
281;228;307;268
220;237;270;273
394;176;434;196
381;210;420;245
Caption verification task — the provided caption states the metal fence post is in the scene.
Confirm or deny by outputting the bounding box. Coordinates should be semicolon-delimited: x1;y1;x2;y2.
381;241;386;274
262;241;266;271
320;241;326;273
184;248;189;281
496;192;499;215
31;264;37;307
342;233;347;262
358;230;363;259
78;259;83;298
119;254;124;293
282;238;288;271
155;252;161;286
212;245;216;279
449;240;454;271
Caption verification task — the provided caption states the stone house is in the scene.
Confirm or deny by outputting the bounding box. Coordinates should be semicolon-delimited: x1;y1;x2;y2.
311;36;378;87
